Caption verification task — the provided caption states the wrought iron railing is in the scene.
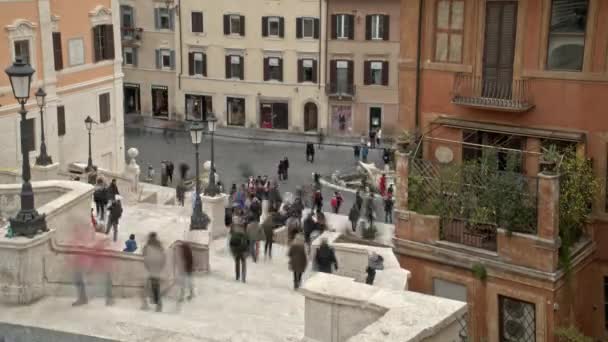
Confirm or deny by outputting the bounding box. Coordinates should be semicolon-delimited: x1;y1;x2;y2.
121;27;143;41
452;73;534;112
326;83;356;98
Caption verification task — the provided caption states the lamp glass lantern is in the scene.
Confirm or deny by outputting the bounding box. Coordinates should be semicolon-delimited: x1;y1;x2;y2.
190;122;204;145
5;58;34;102
35;87;46;107
206;113;217;133
85;115;94;131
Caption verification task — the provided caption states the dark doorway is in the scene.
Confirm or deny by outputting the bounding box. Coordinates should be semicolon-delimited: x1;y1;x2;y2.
152;86;169;117
124;84;140;114
482;1;518;99
369;107;382;133
185;94;212;121
304;102;318;131
260;102;288;129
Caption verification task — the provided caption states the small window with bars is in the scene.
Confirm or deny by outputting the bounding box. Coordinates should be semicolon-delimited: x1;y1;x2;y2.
499;296;536;342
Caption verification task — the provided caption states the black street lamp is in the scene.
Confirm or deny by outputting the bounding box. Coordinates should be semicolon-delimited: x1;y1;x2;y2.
84;115;96;172
189;122;208;230
5;58;48;237
34;87;52;166
204;112;218;197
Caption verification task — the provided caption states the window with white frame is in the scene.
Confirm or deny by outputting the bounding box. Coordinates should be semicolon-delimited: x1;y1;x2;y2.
370;15;385;40
336;14;350;39
193;52;204;75
159;8;171;29
230;15;242;34
371;62;383;85
302;18;315;38
266;57;282;81
268;17;280;37
14;39;30;64
124;47;135;65
161;49;171;68
301;59;315;82
226;55;243;79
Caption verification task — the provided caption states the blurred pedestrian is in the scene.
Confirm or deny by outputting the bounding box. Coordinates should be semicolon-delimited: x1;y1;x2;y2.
177;242;195;302
313;190;323;212
261;212;275;260
246;217;264;262
229;224;249;282
176;180;186;206
361;144;369;163
288;234;307;290
303;211;315;252
382;148;391;167
108;178;120;202
278;159;285;181
387;184;394;198
306;143;315;163
384;195;394;224
369;130;376;149
283;157;290;180
72;237;113;306
353;145;360;162
348;205;360;232
166;161;174;184
376;128;382;146
143;232;166;312
147;165;155;182
87;166;98;185
379;174;387;197
93;177;108;221
355;190;363;211
106;196;123;242
366;252;384;285
315;238;338;274
160;161;168;186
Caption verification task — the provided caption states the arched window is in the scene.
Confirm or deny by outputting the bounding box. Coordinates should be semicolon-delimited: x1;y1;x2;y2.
304;102;318;132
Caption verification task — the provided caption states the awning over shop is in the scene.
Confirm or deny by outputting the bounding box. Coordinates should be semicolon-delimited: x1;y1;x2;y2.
433;117;585;142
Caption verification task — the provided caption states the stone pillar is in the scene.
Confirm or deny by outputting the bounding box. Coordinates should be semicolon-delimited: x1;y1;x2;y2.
525;138;541;177
202;193;228;240
124;148;141;193
31;163;60;181
537;172;560;241
395;152;410;211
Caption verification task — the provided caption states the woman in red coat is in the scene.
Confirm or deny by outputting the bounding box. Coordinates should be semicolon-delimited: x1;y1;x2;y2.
378;174;387;197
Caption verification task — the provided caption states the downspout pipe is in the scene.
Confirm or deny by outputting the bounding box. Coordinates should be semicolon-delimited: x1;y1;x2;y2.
414;0;424;137
324;0;330;134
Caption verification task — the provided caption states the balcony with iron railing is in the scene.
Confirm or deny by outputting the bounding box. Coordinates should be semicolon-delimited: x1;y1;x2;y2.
452;73;535;112
121;27;143;45
326;83;356;100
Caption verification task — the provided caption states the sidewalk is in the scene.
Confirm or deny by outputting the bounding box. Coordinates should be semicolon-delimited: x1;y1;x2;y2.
125;114;362;147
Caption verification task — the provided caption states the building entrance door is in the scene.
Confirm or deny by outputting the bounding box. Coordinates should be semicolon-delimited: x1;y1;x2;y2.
304;102;318;131
124;84;140;114
369;107;382;133
482;1;517;99
152;86;169;117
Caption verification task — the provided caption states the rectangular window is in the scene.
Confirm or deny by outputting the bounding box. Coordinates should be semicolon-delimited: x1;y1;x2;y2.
124;47;134;65
52;32;63;71
265;57;282;81
303;18;315;38
268;17;280;36
14;40;30;64
499;296;536;342
434;0;464;63
24;118;35;152
99;93;111;123
300;59;315;82
162;50;171;68
547;0;588;71
462;131;524;172
226;55;243;79
335;14;351;39
57;105;66;137
227;97;246;126
159;8;171;29
371;62;383;85
185;94;212;121
370;15;384;40
230;15;241;35
260;102;288;130
192;12;203;33
193;52;205;75
93;25;115;62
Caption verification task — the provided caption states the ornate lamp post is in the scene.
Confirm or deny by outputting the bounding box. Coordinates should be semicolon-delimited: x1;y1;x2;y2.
204;112;218;196
84;115;96;172
34;87;52;166
190;122;208;230
5;58;48;237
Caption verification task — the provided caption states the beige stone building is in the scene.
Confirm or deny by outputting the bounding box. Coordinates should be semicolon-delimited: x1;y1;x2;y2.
0;0;125;173
326;0;401;137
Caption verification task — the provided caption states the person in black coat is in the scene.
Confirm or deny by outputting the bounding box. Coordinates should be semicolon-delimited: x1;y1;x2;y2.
353;145;360;162
283;157;290;180
306;143;315;163
106;198;123;242
166;161;174;184
315;238;338;274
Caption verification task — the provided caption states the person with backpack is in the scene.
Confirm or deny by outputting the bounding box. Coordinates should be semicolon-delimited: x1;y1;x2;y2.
93;178;108;221
229;224;249;282
106;197;123;242
315;238;338;274
288;234;308;290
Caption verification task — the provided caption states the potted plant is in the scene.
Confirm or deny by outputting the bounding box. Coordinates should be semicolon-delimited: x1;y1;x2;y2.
395;130;412;152
540;145;561;174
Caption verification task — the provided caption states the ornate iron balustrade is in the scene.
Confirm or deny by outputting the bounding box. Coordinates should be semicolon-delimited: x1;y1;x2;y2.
121;27;143;43
452;73;534;112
